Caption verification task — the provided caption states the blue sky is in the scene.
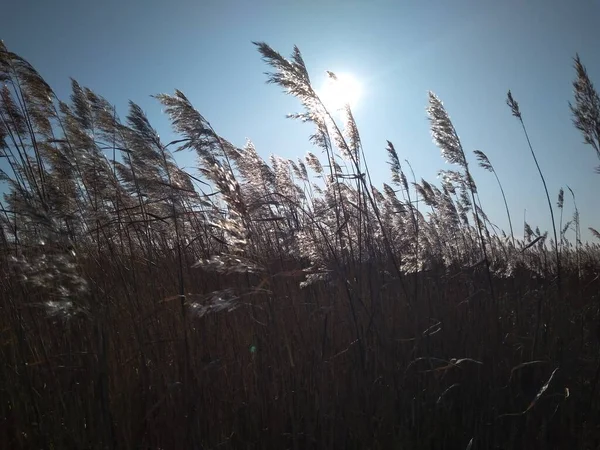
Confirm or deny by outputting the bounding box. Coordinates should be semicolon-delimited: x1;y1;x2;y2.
2;0;599;241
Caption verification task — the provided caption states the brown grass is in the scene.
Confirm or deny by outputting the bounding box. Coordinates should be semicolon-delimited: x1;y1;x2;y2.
0;41;599;449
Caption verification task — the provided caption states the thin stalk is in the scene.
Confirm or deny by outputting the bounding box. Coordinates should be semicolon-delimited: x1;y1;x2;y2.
507;91;561;296
492;168;515;246
517;119;561;293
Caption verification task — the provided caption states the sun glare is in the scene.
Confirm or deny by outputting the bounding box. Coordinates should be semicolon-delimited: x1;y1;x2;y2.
318;72;361;112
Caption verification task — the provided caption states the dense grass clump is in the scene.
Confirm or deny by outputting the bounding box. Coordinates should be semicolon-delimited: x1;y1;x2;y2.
1;41;600;449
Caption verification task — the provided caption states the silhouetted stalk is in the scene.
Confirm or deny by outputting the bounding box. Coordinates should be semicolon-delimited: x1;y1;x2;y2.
507;91;561;296
567;186;582;279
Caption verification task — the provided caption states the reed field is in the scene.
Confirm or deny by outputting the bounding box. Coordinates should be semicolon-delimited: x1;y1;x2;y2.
1;41;600;449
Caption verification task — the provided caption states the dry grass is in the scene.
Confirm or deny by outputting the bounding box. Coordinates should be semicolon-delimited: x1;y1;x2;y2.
1;40;600;449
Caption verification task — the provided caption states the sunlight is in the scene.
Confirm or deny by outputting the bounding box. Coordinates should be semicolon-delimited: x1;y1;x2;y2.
318;71;361;112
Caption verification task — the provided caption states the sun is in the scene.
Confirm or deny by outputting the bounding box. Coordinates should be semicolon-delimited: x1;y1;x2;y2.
318;72;361;112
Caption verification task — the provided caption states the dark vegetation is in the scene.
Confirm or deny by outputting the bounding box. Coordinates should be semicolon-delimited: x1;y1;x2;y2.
1;41;600;449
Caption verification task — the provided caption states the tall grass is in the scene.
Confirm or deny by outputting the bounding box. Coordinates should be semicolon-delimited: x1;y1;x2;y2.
1;40;600;449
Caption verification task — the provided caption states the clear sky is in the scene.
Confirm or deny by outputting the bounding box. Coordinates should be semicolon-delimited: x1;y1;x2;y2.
2;0;599;241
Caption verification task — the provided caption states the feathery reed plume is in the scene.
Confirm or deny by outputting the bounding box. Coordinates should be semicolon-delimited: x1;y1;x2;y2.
474;149;515;245
427;93;466;167
570;54;600;170
557;188;564;210
428;92;494;298
386;141;408;191
557;187;565;249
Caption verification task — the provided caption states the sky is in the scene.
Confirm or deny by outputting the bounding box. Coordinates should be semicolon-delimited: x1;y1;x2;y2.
2;0;600;242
